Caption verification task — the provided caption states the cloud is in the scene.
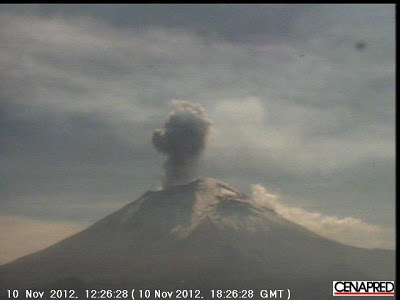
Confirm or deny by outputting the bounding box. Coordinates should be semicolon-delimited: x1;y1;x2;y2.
0;216;84;265
210;97;394;174
0;4;312;44
251;184;394;250
0;8;394;172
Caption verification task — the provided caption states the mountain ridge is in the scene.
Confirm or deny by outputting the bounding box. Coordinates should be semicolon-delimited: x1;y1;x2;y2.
0;177;395;299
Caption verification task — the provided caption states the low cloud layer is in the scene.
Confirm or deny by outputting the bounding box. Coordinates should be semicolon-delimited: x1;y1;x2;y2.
0;216;84;265
152;100;211;188
252;184;394;250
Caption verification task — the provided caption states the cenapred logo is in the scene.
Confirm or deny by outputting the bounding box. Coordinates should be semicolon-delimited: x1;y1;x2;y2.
333;281;395;296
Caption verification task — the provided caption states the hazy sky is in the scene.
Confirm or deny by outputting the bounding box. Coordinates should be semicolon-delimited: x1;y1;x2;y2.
0;4;395;264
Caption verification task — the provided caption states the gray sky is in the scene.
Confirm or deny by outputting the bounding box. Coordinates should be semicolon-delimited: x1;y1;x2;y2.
0;4;395;264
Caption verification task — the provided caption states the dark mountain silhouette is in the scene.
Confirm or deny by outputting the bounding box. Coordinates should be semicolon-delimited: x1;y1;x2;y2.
0;178;394;299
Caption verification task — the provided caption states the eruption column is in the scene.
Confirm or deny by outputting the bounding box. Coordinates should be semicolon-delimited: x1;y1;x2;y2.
152;100;211;188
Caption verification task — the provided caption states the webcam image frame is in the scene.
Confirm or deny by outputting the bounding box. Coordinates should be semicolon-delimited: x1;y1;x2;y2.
0;4;395;300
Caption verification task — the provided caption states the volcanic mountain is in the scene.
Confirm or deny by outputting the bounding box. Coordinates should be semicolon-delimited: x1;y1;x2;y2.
0;178;395;299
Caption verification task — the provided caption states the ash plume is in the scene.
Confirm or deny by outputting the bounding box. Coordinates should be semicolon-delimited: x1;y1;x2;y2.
152;100;211;188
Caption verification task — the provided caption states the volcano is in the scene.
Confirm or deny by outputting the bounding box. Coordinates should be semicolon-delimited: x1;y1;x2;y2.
0;178;395;299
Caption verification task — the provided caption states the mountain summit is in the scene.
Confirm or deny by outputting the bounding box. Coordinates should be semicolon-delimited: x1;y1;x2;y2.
0;178;394;299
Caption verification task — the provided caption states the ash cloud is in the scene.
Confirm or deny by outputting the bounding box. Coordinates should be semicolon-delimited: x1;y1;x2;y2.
152;100;211;188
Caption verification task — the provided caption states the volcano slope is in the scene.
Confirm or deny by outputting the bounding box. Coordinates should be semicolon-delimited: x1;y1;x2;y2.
0;178;395;299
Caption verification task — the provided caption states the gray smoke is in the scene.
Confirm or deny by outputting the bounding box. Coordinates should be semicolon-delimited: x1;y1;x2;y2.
152;100;212;188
